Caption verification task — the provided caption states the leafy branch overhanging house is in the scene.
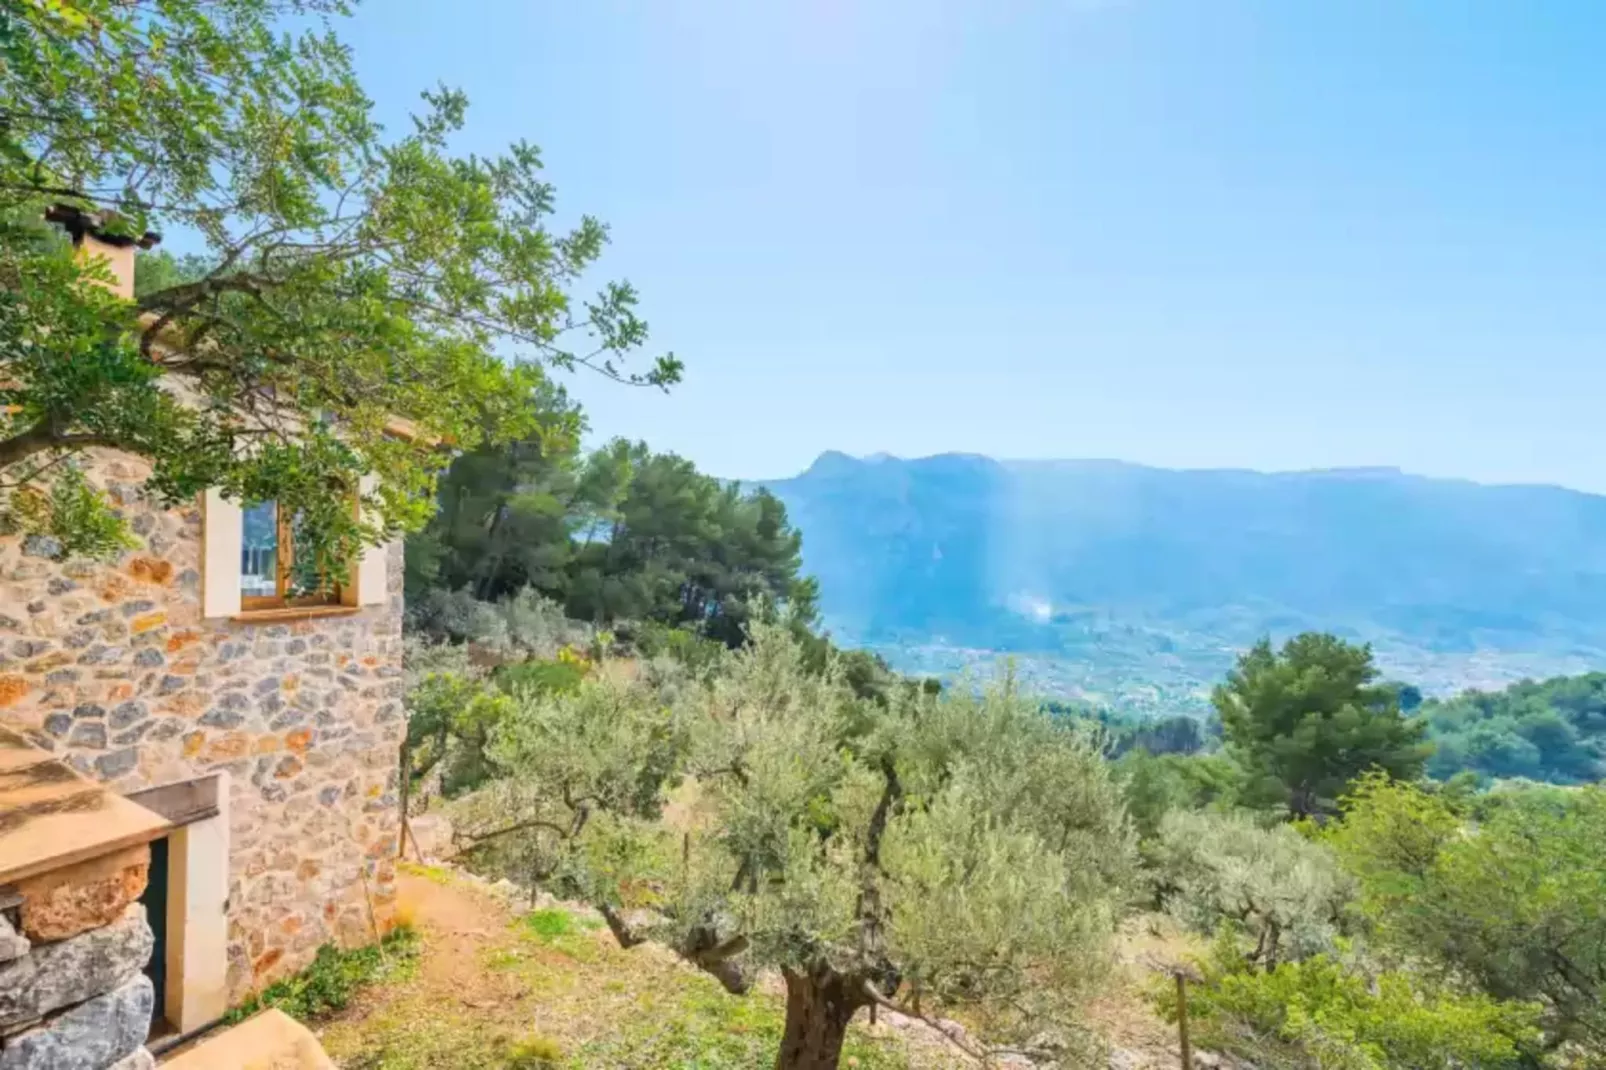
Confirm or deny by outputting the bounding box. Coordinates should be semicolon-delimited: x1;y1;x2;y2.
0;212;406;1060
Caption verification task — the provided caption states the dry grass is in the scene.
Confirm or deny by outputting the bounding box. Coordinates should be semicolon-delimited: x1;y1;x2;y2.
1078;913;1206;1065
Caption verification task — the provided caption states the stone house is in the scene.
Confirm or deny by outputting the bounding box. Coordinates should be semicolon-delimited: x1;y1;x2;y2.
0;218;405;1041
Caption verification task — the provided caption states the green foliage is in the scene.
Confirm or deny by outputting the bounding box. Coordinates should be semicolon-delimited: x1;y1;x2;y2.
0;0;673;563
1423;672;1606;784
3;464;138;558
1114;749;1242;841
404;672;518;797
1045;703;1214;759
494;659;588;698
453;666;685;890
405;589;597;667
1150;810;1355;969
225;925;419;1025
522;909;579;942
402;394;588;603
795;629;939;705
466;623;1133;1064
1161;939;1543;1070
627;622;728;676
1215;634;1430;818
409;437;814;648
1327;775;1606;1054
1119;714;1210;757
510;1034;574;1066
504;1034;565;1068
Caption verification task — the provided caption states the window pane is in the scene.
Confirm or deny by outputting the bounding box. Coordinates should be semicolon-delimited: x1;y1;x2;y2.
287;511;340;599
241;501;278;597
288;511;322;597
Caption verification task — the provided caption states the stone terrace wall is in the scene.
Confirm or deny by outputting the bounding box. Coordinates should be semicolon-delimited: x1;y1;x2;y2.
0;897;157;1070
0;451;404;1002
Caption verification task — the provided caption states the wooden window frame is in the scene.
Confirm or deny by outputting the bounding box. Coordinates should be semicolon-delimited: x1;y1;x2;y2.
238;502;345;611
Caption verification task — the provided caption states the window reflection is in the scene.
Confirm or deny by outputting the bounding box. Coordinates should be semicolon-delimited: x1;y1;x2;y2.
241;501;278;598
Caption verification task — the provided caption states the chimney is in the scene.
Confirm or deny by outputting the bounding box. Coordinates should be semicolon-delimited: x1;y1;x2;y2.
44;205;161;300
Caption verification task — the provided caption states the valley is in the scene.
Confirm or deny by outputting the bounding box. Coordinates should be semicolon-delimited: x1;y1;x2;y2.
763;452;1606;712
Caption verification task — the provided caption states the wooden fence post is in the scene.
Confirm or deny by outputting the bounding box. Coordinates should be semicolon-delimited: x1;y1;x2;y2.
1176;972;1192;1070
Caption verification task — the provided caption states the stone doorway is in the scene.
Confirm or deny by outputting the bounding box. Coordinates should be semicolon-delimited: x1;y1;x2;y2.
127;773;230;1037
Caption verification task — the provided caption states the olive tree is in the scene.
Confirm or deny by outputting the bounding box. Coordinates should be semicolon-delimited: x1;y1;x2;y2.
456;625;1135;1070
1149;809;1356;971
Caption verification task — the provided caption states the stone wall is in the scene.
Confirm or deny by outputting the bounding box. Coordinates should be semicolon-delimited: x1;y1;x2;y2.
0;451;404;1003
0;856;157;1070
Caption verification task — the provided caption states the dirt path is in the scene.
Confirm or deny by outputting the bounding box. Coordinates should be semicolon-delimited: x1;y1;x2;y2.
314;866;538;1068
316;865;956;1069
383;867;526;1009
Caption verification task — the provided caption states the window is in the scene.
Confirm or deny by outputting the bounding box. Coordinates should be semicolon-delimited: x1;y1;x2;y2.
239;501;343;609
204;486;388;620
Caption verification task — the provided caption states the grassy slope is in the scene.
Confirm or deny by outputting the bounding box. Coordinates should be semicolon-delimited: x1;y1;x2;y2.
318;864;957;1070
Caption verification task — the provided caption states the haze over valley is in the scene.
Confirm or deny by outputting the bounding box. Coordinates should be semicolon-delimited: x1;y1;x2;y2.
762;451;1606;714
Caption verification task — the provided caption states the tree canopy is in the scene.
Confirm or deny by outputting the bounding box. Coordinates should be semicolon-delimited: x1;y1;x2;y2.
1214;634;1431;818
1421;672;1606;784
0;0;676;562
406;432;816;647
452;623;1134;1070
1149;808;1354;971
1326;774;1606;1056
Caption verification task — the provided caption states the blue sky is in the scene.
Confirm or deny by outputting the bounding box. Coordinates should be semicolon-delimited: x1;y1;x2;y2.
338;1;1606;491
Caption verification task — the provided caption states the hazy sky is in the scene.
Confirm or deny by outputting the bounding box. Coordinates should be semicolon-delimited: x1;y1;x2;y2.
338;2;1606;490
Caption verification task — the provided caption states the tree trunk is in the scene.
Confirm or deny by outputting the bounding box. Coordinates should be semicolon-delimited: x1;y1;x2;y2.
775;969;863;1070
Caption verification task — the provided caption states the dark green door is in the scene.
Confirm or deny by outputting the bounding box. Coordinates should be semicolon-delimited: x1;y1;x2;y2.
138;836;169;1031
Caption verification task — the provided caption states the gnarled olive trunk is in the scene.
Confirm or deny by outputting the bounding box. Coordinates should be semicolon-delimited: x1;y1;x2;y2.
776;967;867;1070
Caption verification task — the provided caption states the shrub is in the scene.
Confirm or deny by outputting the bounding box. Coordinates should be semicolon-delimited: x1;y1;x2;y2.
1158;938;1543;1070
1150;809;1354;969
405;587;588;656
493;657;587;698
504;1033;564;1067
405;672;517;798
1115;749;1243;841
224;925;419;1024
1327;775;1606;1052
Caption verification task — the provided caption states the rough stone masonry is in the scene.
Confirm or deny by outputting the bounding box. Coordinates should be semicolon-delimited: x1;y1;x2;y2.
0;888;156;1069
0;450;405;1003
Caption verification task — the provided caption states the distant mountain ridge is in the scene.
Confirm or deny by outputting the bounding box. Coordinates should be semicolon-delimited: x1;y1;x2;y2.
759;452;1606;713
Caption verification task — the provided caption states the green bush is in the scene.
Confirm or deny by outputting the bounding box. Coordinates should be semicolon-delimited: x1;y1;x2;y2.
1115;749;1242;840
1327;774;1606;1052
627;621;728;674
405;671;518;797
504;1033;564;1067
1422;672;1606;784
522;908;575;941
224;925;419;1025
1159;937;1543;1070
494;658;588;697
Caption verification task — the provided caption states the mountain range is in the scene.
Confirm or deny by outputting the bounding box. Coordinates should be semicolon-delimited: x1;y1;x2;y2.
760;452;1606;714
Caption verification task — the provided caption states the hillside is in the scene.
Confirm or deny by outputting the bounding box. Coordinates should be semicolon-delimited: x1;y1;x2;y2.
760;453;1606;713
